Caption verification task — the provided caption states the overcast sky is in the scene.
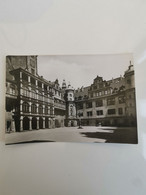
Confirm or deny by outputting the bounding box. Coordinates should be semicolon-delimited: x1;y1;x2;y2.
37;54;133;89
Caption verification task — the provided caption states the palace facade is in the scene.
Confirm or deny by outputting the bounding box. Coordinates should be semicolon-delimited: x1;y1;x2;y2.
5;56;137;132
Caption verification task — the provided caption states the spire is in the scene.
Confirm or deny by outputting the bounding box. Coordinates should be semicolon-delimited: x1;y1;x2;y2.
62;79;66;89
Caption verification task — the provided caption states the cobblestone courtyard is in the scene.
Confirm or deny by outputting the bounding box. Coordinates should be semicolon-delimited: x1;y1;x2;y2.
5;126;137;145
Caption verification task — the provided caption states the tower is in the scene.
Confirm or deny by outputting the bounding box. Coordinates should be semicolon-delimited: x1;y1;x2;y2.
64;83;77;127
124;61;137;126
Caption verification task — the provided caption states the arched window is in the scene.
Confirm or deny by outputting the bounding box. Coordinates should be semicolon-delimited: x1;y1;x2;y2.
22;102;29;113
39;105;43;114
31;104;37;113
45;106;48;115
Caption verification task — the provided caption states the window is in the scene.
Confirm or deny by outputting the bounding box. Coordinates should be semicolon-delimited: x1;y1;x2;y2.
99;92;102;96
9;85;15;95
96;110;103;116
78;112;83;117
86;102;92;108
96;99;103;107
108;109;116;115
31;89;37;99
118;108;123;115
107;98;115;105
22;86;29;97
105;90;108;95
39;105;43;114
50;106;54;115
118;96;125;104
45;106;48;114
31;104;37;113
78;96;82;100
22;102;29;113
77;103;83;109
87;111;92;117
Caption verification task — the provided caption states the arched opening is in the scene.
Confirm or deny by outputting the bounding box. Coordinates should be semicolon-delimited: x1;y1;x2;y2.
39;117;43;129
23;117;29;130
45;117;49;128
32;117;37;130
22;102;29;113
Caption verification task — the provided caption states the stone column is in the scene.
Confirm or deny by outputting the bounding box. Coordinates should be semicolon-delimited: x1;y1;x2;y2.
28;75;31;83
20;116;23;131
20;100;23;114
29;117;32;130
11;119;16;132
42;105;45;115
36;117;39;130
29;102;32;114
48;118;51;129
43;117;45;129
36;103;39;114
52;118;55;128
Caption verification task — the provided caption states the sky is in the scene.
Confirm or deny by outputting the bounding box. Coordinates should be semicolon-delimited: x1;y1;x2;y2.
37;54;133;89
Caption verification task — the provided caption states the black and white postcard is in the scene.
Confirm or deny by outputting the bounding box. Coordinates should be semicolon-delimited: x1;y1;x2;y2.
5;54;138;144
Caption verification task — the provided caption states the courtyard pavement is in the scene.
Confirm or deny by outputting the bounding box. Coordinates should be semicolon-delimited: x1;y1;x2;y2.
5;126;137;145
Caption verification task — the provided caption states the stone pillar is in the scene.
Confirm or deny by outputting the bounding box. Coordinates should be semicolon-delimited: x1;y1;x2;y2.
43;117;45;129
28;75;31;83
11;119;16;132
52;106;54;116
29;117;32;130
20;100;23;114
36;103;39;114
48;106;50;115
36;117;39;130
29;102;32;113
20;72;22;80
42;105;45;114
48;118;51;129
20;116;23;131
52;118;55;128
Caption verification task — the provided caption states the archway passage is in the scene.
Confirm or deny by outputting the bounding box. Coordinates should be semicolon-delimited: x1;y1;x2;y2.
39;117;43;129
23;117;29;130
45;117;49;128
32;117;37;130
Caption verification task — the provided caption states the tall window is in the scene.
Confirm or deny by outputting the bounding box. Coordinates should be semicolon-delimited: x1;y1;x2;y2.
31;104;37;113
22;86;29;97
96;110;103;116
77;103;83;109
118;108;123;115
86;102;92;108
107;97;115;105
118;96;125;104
9;84;15;95
31;89;37;99
45;106;48;114
96;99;103;107
50;106;54;115
39;105;43;114
22;102;29;113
